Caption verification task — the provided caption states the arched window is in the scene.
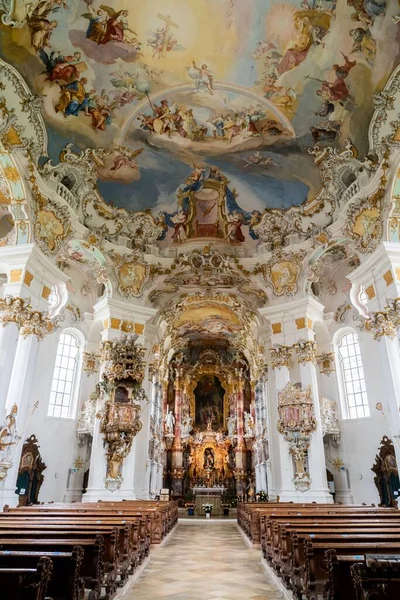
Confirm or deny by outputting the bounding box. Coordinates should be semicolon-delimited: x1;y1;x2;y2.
336;331;369;419
48;331;82;418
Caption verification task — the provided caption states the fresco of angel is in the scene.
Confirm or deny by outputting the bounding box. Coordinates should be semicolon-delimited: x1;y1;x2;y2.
39;49;86;83
81;4;108;43
240;152;279;169
147;13;179;59
110;146;143;172
99;5;137;45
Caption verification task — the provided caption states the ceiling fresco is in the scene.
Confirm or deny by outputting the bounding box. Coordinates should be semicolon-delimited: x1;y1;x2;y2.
0;0;399;246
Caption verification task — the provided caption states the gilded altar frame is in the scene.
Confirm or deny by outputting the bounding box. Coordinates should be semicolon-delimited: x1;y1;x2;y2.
184;363;233;431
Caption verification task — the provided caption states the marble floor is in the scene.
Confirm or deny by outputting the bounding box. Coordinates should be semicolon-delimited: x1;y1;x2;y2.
121;522;283;599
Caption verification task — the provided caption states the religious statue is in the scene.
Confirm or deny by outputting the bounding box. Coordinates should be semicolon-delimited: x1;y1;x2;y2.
226;415;236;438
164;409;175;435
0;404;19;463
244;411;255;436
203;447;215;470
181;415;193;439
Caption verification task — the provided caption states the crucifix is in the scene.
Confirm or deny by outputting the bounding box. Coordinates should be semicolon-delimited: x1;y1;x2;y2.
157;13;179;53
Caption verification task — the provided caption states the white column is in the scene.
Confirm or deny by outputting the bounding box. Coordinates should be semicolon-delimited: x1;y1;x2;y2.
273;361;297;501
299;358;333;503
0;334;41;508
0;323;19;418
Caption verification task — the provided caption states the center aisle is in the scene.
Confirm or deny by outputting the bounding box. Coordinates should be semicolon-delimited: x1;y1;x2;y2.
122;521;282;600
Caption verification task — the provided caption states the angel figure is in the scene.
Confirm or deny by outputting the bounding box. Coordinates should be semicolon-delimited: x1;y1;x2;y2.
110;146;143;172
99;6;138;45
81;4;108;43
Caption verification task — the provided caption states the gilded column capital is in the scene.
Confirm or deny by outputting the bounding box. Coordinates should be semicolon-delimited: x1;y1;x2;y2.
316;352;336;375
294;340;317;364
0;296;55;339
365;299;400;340
270;345;292;369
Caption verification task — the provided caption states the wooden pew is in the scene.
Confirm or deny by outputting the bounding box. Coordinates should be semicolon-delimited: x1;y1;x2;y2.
351;558;400;600
0;556;53;600
0;547;84;600
0;536;106;599
303;540;400;600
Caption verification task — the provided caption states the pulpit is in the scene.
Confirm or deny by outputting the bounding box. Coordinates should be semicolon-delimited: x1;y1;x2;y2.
193;486;226;516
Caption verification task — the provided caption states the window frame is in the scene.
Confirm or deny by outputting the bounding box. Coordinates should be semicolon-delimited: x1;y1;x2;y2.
47;328;84;420
334;328;370;420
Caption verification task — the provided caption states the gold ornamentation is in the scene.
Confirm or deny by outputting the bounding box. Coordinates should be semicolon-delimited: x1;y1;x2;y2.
73;457;85;470
332;457;345;471
19;310;55;339
23;270;33;287
3;165;20;183
345;187;384;254
271;322;282;335
316;352;335;376
31;173;72;254
294;340;317;364
295;318;306;330
41;285;51;300
109;249;150;298
277;383;317;493
0;296;55;338
383;270;394;286
365;299;400;340
270;345;292;369
101;335;146;383
82;352;100;376
9;269;22;283
258;250;305;297
365;285;375;300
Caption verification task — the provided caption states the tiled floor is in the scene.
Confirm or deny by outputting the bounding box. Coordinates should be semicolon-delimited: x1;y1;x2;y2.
121;521;283;599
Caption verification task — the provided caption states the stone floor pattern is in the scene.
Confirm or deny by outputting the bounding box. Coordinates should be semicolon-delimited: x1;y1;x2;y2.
122;522;283;599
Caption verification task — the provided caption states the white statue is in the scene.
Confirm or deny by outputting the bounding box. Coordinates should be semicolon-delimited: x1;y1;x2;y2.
164;409;175;435
244;411;255;436
226;415;236;438
0;404;19;463
181;415;193;439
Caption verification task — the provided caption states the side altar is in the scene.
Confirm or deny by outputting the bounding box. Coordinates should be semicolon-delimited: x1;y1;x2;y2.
193;486;227;516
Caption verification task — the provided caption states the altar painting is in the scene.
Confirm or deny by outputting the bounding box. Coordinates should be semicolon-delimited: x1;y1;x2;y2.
194;375;225;431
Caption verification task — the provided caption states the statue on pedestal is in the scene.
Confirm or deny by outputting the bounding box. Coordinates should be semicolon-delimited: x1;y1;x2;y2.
164;409;175;435
244;411;255;436
226;415;236;438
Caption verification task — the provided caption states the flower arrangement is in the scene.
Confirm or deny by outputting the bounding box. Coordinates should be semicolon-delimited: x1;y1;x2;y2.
257;490;269;502
202;503;213;514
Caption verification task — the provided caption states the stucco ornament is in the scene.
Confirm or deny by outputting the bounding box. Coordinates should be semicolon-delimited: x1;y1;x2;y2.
82;351;101;376
31;174;72;254
319;397;340;438
109;249;150;298
270;345;292;370
98;335;147;490
345;186;385;254
365;302;400;341
316;352;336;376
0;295;55;338
277;383;317;492
294;340;317;364
259;250;305;297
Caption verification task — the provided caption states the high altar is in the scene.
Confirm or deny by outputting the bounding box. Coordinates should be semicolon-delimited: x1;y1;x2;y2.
162;346;260;504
